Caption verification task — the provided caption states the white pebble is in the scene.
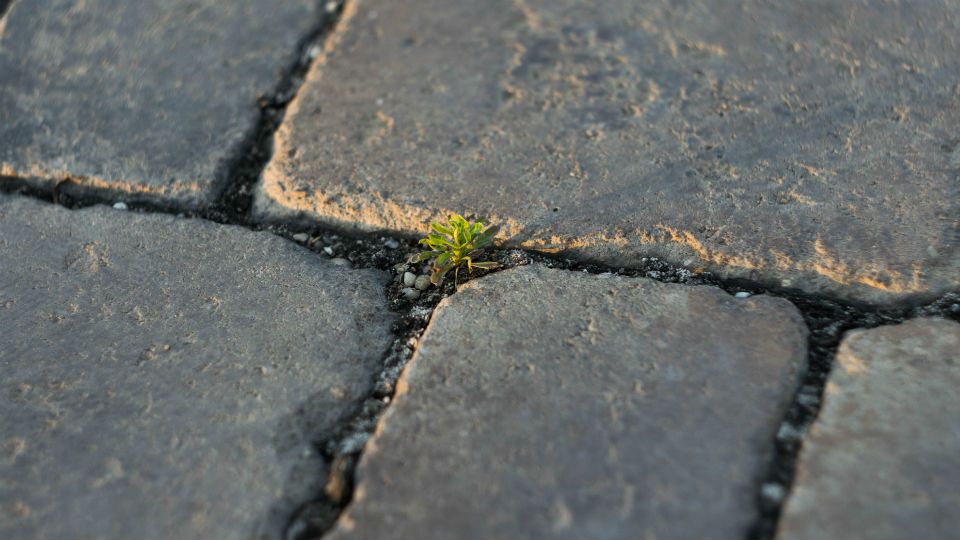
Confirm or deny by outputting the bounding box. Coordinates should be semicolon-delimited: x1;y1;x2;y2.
409;306;432;319
414;275;432;290
761;483;786;502
292;233;308;243
401;288;420;301
734;291;751;298
323;246;334;255
384;239;400;249
777;423;802;443
330;258;351;267
112;202;128;210
403;272;417;287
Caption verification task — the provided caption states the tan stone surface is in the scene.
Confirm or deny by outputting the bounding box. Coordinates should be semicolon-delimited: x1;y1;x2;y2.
255;0;960;305
326;265;807;539
778;318;960;540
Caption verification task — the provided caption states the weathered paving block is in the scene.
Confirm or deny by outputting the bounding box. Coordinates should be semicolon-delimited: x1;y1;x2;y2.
0;195;395;538
0;0;323;209
778;318;960;540
326;265;807;539
254;0;960;305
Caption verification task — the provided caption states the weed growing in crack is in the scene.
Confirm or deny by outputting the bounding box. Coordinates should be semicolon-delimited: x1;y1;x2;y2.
414;213;499;285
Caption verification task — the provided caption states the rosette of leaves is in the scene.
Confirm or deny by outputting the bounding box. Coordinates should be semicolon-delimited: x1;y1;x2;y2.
415;214;499;285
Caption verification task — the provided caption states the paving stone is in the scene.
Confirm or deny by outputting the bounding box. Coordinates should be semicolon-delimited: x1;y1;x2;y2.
0;0;322;209
778;318;960;540
326;265;807;539
254;0;960;305
0;195;395;538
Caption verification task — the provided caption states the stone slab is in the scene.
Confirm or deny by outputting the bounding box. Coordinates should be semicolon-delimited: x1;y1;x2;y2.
0;0;321;209
254;0;960;305
0;195;395;538
326;265;807;539
778;318;960;540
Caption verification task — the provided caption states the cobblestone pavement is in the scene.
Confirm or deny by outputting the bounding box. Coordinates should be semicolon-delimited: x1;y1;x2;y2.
1;0;958;538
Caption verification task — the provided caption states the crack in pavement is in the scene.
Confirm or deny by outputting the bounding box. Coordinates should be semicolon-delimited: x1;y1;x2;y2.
0;0;14;21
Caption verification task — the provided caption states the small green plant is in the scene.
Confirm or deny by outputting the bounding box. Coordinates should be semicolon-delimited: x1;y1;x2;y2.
414;214;499;285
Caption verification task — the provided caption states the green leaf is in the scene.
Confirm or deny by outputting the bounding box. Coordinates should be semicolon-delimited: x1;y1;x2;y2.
430;222;454;236
431;262;456;285
449;213;468;228
471;225;500;249
414;251;440;262
469;222;484;237
427;234;454;248
435;252;452;267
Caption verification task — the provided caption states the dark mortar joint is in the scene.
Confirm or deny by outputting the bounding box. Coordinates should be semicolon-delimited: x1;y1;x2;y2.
211;0;347;226
0;0;14;20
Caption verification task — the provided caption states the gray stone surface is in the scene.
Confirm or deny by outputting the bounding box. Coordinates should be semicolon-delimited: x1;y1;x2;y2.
778;318;960;540
326;265;807;539
0;195;395;538
0;0;322;209
254;0;960;305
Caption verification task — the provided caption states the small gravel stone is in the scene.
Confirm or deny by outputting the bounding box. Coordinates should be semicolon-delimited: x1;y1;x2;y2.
762;483;786;503
384;239;400;249
112;202;128;210
292;233;308;243
414;275;431;291
735;291;751;298
401;287;420;300
323;246;334;255
330;258;351;267
403;272;417;287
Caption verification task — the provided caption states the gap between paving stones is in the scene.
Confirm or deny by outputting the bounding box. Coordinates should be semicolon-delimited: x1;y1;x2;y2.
1;1;959;535
0;0;13;20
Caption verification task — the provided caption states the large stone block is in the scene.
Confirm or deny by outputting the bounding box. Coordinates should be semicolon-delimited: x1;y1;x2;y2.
778;318;960;540
0;195;395;538
254;0;960;305
327;265;807;539
0;0;321;209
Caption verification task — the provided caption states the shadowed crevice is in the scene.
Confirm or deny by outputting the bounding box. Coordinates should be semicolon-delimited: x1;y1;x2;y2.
0;0;15;20
208;1;348;225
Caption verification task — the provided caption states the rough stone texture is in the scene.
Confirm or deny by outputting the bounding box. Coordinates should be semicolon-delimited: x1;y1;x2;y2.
254;0;960;305
0;0;322;209
0;195;395;539
326;265;807;539
778;318;960;540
